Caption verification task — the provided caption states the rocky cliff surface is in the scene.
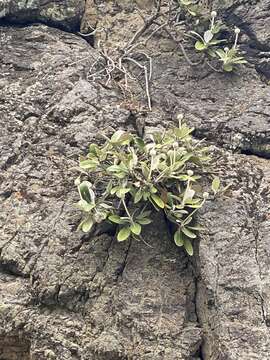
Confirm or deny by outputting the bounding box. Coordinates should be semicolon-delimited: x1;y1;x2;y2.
0;1;269;359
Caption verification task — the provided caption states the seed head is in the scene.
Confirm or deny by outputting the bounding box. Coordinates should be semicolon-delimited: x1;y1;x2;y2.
211;11;217;18
203;192;209;199
150;148;156;157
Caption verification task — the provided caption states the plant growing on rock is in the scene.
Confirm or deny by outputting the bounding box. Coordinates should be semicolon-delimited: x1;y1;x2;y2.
215;28;247;72
178;2;247;72
75;118;220;256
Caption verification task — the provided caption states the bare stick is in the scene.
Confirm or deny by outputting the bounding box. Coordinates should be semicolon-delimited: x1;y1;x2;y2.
124;0;162;51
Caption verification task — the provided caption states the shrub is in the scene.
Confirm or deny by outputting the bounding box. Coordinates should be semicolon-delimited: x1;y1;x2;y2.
75;117;219;256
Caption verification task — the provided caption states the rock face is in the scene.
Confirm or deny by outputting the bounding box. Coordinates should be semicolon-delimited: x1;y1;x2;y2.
0;0;85;31
0;1;270;359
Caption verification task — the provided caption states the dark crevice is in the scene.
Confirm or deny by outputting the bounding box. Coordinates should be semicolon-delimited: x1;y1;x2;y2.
192;240;207;360
240;148;270;159
0;263;30;279
0;18;94;47
0;16;81;34
115;239;132;281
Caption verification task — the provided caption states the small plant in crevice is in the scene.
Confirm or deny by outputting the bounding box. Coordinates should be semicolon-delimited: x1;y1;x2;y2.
75;117;220;256
215;28;247;72
189;11;226;53
178;2;247;72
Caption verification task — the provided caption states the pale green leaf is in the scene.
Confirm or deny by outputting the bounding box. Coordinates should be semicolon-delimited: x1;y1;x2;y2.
184;239;194;256
151;194;165;209
117;227;131;241
137;218;152;225
77;199;95;212
182;227;197;239
108;215;125;224
134;189;143;204
130;223;142;235
174;230;184;247
79;159;99;170
212;177;220;194
80;217;94;232
195;41;206;51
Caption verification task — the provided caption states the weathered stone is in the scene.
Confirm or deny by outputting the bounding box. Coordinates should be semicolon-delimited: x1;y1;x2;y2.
196;154;270;359
0;25;201;359
0;0;270;358
0;0;85;31
85;1;270;156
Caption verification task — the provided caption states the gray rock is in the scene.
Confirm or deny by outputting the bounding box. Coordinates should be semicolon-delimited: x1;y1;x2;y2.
0;0;85;31
89;0;270;157
0;1;270;358
196;154;270;359
0;25;201;359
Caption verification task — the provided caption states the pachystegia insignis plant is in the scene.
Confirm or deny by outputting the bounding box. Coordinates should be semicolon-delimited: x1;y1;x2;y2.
179;1;247;72
75;118;220;256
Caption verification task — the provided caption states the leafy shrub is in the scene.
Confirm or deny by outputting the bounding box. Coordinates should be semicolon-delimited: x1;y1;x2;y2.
75;118;219;256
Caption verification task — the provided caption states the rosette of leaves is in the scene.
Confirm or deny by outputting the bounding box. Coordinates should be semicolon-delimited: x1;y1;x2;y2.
189;11;226;53
75;120;220;256
215;29;247;72
179;5;247;72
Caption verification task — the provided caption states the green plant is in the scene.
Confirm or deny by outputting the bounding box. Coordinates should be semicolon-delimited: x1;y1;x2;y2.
215;28;247;72
178;2;247;72
179;0;203;17
75;118;220;256
190;11;226;52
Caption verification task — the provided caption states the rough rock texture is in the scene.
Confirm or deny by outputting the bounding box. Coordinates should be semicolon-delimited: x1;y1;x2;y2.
0;0;270;359
0;0;85;31
196;155;270;359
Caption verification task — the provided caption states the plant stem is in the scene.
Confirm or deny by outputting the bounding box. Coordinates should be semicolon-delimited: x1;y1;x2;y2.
122;198;134;224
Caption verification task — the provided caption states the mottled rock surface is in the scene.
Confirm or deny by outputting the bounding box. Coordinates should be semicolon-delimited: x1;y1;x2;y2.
0;0;85;31
0;0;270;359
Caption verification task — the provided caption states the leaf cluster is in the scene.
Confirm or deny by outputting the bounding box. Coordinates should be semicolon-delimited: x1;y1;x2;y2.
76;119;220;256
178;1;247;72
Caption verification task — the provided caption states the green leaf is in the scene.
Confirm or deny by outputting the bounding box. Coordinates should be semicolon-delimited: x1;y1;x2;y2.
116;187;130;199
174;230;184;247
216;49;226;59
78;181;95;204
151;194;165;209
141;162;150;179
181;227;197;239
223;64;233;72
134;189;143;204
232;57;247;64
184;239;194;256
137;218;152;225
135;137;145;149
212;177;220;194
188;225;205;231
195;41;206;51
79;159;99;170
108;215;125;224
89;143;99;155
117;227;131;241
107;165;124;173
110;130;132;145
130;223;142;235
80;217;94;232
77;199;95;212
